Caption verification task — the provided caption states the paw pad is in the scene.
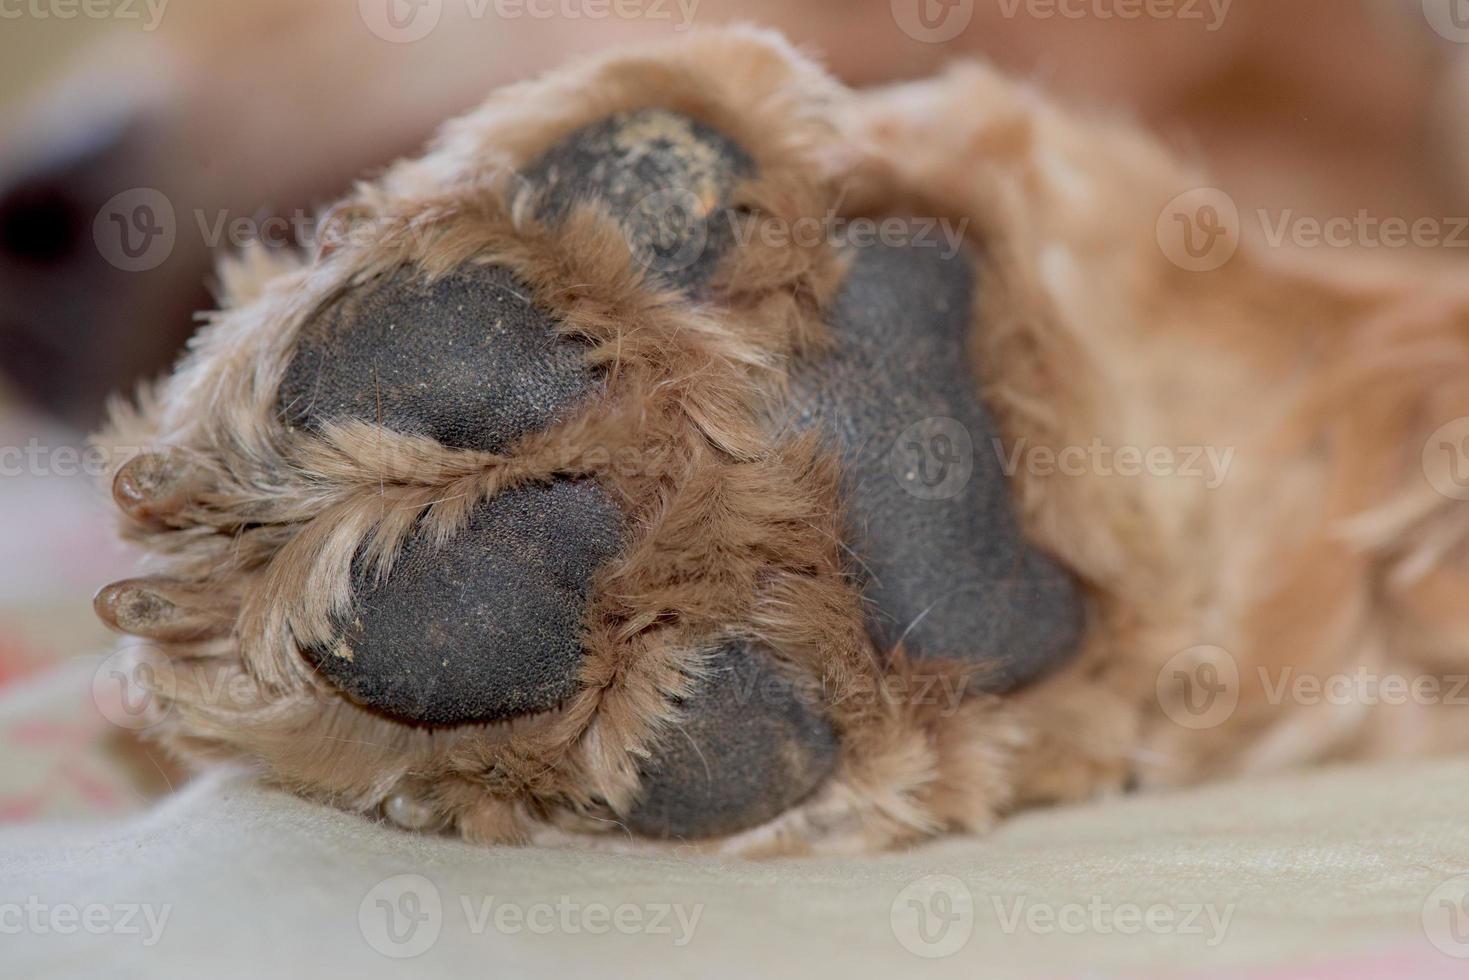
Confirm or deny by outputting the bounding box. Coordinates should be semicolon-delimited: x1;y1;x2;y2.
624;642;838;840
790;238;1083;690
278;264;597;453
306;480;623;727
524;108;754;289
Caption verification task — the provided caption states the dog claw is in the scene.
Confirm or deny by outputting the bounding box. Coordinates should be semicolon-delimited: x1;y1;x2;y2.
112;452;203;528
94;578;230;642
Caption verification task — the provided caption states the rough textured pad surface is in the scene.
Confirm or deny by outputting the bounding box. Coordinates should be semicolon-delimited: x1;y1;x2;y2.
623;642;838;840
789;238;1084;691
306;480;624;727
278;264;596;452
524;108;754;290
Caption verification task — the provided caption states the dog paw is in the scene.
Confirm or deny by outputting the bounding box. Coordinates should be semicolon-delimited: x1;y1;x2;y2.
97;37;1086;849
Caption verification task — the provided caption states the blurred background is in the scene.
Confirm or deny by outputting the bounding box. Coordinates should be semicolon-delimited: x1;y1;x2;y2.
0;0;1467;818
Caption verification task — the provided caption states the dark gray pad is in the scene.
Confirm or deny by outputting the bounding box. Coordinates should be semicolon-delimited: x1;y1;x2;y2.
305;480;624;727
623;642;838;840
788;237;1084;691
278;264;597;453
523;108;754;291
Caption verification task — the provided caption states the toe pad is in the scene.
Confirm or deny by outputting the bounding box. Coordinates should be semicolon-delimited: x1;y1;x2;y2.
307;480;623;727
624;642;838;840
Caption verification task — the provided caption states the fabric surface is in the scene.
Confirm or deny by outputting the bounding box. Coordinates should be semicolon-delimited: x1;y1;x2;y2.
2;656;1467;980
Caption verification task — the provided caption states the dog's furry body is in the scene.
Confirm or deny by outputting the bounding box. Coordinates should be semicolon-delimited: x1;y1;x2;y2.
97;29;1469;855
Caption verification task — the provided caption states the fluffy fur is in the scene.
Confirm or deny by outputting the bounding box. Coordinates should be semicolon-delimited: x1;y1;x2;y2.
97;27;1469;855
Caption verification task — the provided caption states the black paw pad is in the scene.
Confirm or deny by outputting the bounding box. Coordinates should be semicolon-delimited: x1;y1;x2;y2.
623;643;838;840
524;108;755;290
789;237;1084;691
278;263;597;453
306;480;623;727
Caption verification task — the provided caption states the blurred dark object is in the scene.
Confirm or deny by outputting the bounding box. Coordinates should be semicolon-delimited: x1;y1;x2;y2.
0;107;208;426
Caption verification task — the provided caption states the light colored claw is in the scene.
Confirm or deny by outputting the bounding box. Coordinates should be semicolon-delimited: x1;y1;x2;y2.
112;452;202;527
94;578;230;642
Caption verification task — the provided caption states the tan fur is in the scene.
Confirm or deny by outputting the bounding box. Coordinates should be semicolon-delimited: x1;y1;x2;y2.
96;28;1469;855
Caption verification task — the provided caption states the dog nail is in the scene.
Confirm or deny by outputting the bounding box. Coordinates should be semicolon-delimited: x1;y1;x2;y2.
383;792;438;831
623;642;838;840
113;453;202;526
94;578;229;641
